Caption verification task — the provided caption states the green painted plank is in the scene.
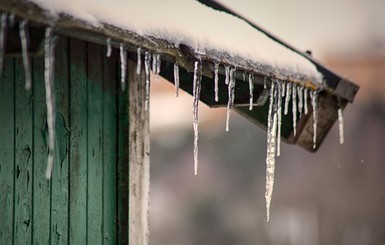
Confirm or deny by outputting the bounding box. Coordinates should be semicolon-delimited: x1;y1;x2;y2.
69;38;88;244
50;36;69;245
31;55;51;245
87;42;104;244
102;47;117;244
14;58;33;244
0;58;15;243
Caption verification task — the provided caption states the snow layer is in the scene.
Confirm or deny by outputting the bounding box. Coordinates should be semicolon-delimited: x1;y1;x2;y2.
29;0;322;81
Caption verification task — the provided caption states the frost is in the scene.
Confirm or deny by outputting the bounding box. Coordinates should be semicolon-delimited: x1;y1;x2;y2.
214;62;219;102
44;27;56;179
0;13;7;76
248;73;253;110
144;51;151;111
284;82;292;115
265;81;278;222
119;43;127;91
136;47;141;75
173;63;179;97
19;20;32;90
225;67;236;132
192;60;202;175
106;37;112;57
338;107;344;144
311;91;318;149
292;84;297;136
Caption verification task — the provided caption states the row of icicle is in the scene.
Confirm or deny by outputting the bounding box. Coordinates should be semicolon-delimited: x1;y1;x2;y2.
1;14;345;221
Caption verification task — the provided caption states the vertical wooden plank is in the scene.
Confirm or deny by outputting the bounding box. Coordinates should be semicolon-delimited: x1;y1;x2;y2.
117;54;129;244
128;59;150;245
102;47;117;244
51;36;70;244
14;58;33;244
31;55;51;244
0;59;15;243
69;38;88;244
87;42;103;244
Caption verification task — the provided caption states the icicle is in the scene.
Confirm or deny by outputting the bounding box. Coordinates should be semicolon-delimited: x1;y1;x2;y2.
304;88;309;115
338;105;344;144
284;82;292;115
243;72;246;81
192;60;202;175
144;52;151;111
298;86;303;117
265;81;278;222
281;82;286;98
264;77;267;89
156;53;161;80
225;65;230;85
0;13;7;76
174;63;179;97
19;20;31;90
152;53;157;73
311;91;318;149
214;62;219;102
276;80;282;156
248;74;254;110
44;27;56;179
119;43;127;91
9;13;15;28
292;84;297;136
226;67;236;132
106;38;112;57
136;47;141;75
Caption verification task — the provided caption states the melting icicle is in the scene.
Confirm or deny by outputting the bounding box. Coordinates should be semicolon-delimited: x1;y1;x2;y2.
264;77;267;89
276;80;282;156
265;81;278;222
249;74;254;110
226;67;236;132
311;91;318;149
192;60;202;175
106;38;112;57
44;27;56;179
0;13;7;76
144;52;151;111
298;86;303;117
304;88;309;115
174;63;179;97
281;82;286;98
225;65;230;85
338;106;344;144
284;82;292;115
136;47;141;75
119;43;127;91
19;20;32;90
292;84;297;136
214;62;219;102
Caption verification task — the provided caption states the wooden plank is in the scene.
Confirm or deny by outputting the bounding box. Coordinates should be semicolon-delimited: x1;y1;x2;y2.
31;53;51;244
14;58;33;244
68;38;88;244
87;42;104;244
102;46;118;244
50;36;70;244
128;59;150;245
0;58;15;243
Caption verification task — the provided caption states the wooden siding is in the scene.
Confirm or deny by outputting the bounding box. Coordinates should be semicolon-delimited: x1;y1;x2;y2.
0;36;131;244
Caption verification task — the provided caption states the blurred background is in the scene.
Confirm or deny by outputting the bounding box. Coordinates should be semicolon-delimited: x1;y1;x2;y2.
149;0;385;244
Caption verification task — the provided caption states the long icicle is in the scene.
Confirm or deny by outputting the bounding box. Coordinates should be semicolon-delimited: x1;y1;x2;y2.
338;102;344;144
0;13;7;76
119;43;127;91
225;65;230;85
136;47;141;75
174;63;179;97
193;60;202;175
226;67;236;132
284;82;292;115
298;86;303;117
144;52;151;111
214;62;219;102
106;38;112;57
304;88;309;115
155;53;161;80
311;91;318;149
249;73;253;110
44;27;56;179
292;84;297;136
19;20;32;90
276;80;282;156
265;81;278;222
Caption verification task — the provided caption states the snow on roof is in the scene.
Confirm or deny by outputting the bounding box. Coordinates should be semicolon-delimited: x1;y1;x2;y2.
28;0;323;85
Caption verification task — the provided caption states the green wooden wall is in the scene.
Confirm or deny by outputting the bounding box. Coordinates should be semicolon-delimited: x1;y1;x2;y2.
0;36;129;244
